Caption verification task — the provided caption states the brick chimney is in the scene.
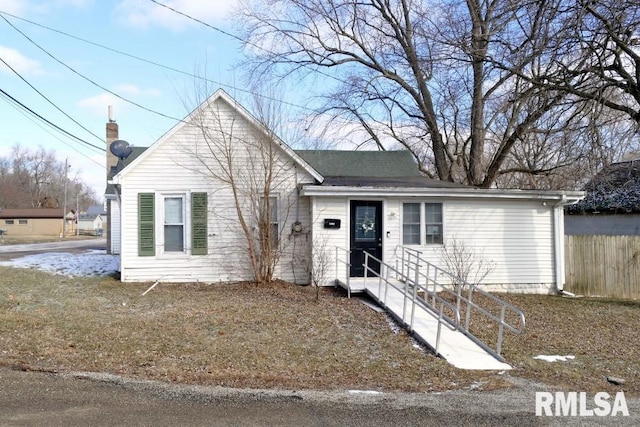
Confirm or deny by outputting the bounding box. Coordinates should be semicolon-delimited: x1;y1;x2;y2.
106;105;118;179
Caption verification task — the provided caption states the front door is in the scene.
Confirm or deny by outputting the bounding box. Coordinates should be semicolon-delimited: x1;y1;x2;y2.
350;200;383;277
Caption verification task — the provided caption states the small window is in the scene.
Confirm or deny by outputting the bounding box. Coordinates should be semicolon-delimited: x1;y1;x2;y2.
164;196;184;252
402;203;421;245
18;219;28;225
260;196;279;247
5;220;14;225
425;203;443;244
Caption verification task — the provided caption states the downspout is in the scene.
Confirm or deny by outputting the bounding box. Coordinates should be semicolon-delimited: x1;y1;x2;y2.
553;195;566;293
553;195;581;295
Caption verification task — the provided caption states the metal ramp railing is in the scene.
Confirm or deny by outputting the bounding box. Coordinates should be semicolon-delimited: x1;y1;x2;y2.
333;245;525;364
361;251;461;356
393;246;526;361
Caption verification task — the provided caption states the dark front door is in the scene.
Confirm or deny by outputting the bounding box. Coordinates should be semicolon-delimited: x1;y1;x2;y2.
350;200;383;277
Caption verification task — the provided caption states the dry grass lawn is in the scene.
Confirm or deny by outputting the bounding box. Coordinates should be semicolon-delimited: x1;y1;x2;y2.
0;267;637;395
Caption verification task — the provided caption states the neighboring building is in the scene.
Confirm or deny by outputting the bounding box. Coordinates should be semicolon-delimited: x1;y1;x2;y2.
108;89;584;293
77;212;104;235
565;160;640;235
0;208;64;236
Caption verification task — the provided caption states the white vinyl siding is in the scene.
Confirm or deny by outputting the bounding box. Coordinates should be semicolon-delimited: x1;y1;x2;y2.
110;199;121;255
310;197;348;286
116;97;315;284
390;198;557;291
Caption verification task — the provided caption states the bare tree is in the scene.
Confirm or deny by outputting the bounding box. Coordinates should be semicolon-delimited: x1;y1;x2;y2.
0;145;98;210
178;86;307;286
310;235;332;301
440;237;495;291
531;0;640;125
237;0;598;187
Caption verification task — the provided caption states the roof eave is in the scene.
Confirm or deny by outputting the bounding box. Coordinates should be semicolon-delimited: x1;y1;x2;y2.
299;184;585;201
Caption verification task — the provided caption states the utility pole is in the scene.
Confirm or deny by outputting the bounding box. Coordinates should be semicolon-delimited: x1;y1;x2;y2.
76;193;80;236
62;158;68;239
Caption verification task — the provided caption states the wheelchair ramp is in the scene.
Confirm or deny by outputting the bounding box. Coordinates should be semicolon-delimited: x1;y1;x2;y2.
356;278;512;370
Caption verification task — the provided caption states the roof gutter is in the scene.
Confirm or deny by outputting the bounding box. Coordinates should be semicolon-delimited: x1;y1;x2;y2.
300;184;585;201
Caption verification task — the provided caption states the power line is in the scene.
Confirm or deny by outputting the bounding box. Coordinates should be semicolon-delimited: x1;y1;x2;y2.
147;0;344;86
0;96;105;169
0;56;105;144
1;13;185;123
148;0;245;45
0;9;317;113
0;88;105;152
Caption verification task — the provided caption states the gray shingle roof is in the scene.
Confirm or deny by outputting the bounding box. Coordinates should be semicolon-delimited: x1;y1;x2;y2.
295;150;422;178
86;205;106;216
567;160;640;214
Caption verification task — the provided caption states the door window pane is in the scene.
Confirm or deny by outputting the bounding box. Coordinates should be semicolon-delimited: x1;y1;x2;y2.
355;206;377;241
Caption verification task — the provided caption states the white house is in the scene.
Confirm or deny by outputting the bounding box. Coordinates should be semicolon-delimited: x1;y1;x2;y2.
108;89;584;293
75;204;105;235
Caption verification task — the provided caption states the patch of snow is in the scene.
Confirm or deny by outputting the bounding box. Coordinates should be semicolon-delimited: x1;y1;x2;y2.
348;390;382;395
0;249;118;277
533;354;575;362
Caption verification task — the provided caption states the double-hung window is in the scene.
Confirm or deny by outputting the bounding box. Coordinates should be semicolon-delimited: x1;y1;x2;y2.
425;203;443;244
402;203;421;245
402;202;444;245
137;192;208;256
164;196;185;252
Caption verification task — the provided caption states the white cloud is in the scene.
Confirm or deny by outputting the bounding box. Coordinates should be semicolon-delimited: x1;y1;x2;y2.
77;84;162;118
12;0;92;15
78;92;127;117
0;45;45;76
0;0;26;14
115;0;237;31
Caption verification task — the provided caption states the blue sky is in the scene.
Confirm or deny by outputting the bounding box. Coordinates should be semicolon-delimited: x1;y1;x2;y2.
0;0;257;199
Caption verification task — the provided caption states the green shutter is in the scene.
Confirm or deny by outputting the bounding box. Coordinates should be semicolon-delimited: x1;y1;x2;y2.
191;192;208;255
138;193;155;256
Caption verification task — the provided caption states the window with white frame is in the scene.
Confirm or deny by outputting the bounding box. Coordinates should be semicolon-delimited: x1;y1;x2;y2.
402;203;421;244
18;219;28;225
164;196;185;252
402;202;444;245
260;196;279;247
138;192;208;257
5;220;14;225
425;203;443;244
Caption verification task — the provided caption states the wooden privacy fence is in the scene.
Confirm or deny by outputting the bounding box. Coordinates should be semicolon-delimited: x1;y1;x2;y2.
565;235;640;299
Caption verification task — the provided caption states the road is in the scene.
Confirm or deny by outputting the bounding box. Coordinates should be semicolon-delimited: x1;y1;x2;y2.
0;238;105;260
0;368;638;426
